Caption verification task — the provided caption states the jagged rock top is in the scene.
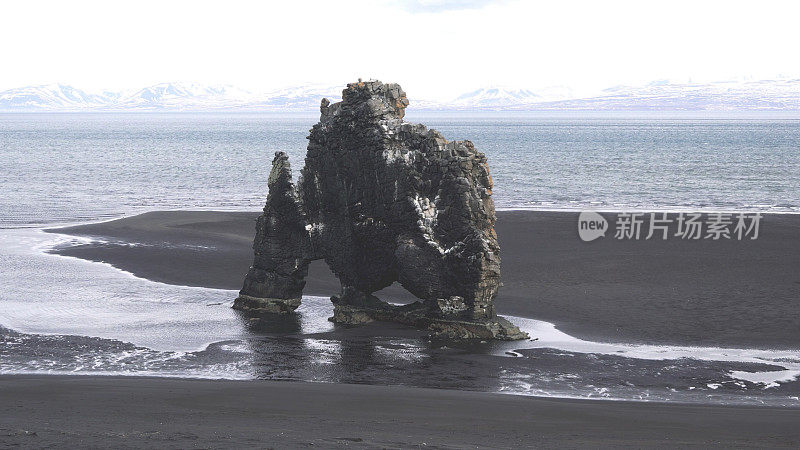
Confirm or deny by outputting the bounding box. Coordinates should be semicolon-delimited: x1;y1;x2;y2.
321;80;410;122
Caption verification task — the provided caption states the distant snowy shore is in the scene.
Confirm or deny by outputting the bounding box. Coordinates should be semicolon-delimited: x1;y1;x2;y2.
2;78;799;112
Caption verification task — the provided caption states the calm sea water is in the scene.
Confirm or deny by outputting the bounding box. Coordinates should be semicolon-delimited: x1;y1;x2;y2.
2;113;799;227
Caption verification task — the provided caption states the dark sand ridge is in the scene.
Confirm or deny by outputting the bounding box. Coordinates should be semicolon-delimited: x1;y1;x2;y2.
2;375;799;448
49;210;800;349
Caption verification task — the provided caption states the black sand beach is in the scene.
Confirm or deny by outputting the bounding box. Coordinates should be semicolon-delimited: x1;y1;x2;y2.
2;375;799;448
50;209;800;349
2;211;793;449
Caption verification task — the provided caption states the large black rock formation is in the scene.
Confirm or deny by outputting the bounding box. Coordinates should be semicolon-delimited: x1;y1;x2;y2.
234;80;527;340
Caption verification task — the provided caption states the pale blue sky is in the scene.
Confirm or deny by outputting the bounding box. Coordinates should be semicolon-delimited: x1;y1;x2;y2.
1;0;798;99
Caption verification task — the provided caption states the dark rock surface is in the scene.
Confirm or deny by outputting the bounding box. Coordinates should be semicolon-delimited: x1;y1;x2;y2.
235;80;526;339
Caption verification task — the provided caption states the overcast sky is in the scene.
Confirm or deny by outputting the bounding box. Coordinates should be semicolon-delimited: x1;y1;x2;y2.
2;0;799;100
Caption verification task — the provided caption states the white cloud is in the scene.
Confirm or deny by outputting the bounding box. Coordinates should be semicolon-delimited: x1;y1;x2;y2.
391;0;509;13
1;0;798;100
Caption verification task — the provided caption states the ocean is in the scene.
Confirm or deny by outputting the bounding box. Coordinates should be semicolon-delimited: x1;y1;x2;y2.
1;112;799;406
2;113;799;227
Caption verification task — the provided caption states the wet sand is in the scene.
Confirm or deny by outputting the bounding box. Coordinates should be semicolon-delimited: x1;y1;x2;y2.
49;209;800;349
2;375;799;448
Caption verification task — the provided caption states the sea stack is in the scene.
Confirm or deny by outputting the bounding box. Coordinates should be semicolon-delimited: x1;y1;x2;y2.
234;80;527;340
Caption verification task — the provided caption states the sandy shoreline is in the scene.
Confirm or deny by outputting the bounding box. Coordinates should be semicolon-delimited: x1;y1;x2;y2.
48;209;800;349
3;210;797;447
1;375;798;448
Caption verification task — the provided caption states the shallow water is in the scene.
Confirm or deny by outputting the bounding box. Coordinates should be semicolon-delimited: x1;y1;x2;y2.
2;113;799;228
1;227;798;406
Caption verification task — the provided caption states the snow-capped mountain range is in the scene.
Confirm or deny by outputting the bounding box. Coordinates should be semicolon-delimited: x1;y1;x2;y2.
531;79;800;111
0;83;344;112
451;86;574;108
2;79;799;112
